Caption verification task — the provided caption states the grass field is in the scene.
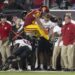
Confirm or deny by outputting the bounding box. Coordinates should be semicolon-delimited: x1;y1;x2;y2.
0;71;75;75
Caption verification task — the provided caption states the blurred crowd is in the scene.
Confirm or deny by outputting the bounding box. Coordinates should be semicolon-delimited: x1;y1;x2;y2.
0;0;75;11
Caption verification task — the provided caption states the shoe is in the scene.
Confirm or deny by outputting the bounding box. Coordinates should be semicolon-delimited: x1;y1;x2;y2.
51;68;57;71
2;64;9;71
19;69;23;71
35;67;41;70
63;68;70;71
7;68;16;71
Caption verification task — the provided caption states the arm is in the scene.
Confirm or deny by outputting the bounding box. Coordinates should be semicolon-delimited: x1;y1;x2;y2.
72;25;75;45
17;23;24;32
58;35;62;46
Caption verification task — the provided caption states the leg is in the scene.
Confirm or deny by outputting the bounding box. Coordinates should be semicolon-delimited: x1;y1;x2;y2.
37;50;43;69
52;46;61;70
67;45;75;70
6;45;11;58
0;45;6;65
61;45;68;69
31;51;36;70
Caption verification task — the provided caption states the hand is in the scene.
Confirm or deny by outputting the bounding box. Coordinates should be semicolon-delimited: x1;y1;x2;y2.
33;14;36;17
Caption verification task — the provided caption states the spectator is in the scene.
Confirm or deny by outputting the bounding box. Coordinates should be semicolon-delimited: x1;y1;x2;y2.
61;14;75;71
12;16;24;33
4;0;23;10
15;0;31;10
0;2;4;11
52;18;63;70
32;0;44;9
0;15;12;65
56;0;63;9
10;16;24;44
71;0;75;9
65;0;72;9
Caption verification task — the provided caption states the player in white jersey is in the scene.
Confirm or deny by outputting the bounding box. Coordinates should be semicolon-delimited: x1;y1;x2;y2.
52;18;63;70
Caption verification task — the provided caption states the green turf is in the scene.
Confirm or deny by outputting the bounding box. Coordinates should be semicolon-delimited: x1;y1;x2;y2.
0;71;75;75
